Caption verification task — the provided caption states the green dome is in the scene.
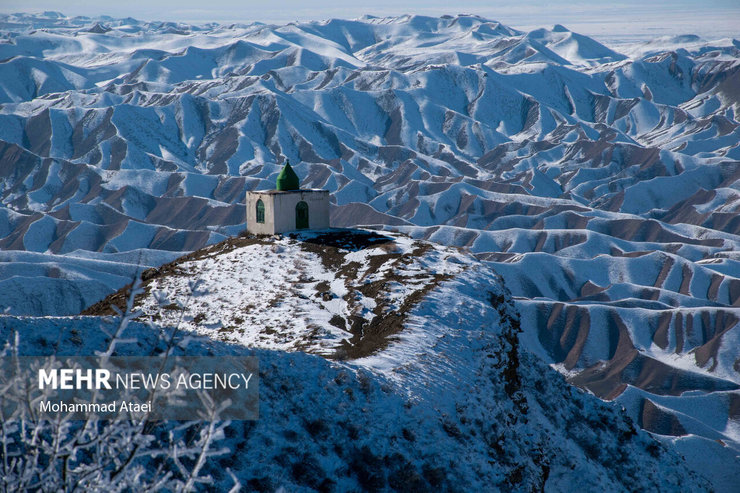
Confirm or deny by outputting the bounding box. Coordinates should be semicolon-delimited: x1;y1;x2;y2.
276;161;300;191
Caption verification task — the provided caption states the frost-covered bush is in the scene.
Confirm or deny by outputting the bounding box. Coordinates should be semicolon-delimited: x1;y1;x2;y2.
0;278;236;492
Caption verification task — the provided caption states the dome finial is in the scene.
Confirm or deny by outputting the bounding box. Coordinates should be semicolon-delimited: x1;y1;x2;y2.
276;160;300;191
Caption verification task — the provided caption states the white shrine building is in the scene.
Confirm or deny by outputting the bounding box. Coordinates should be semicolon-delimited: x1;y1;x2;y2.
245;161;330;235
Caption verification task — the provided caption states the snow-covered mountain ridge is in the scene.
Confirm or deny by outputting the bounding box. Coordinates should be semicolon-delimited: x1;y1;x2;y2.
2;228;710;490
80;227;740;490
0;12;738;318
0;11;739;490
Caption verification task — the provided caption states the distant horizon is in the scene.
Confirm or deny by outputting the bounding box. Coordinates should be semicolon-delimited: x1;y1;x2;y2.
2;1;739;44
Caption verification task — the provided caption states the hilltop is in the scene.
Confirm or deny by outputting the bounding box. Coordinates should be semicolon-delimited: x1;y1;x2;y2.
83;229;472;360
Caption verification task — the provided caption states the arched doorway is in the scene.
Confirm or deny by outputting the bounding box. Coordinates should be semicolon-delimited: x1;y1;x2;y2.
256;199;265;223
295;201;309;229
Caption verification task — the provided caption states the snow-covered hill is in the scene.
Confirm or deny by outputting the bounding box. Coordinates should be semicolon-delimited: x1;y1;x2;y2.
85;229;473;361
1;11;739;490
2;228;711;490
81;227;740;490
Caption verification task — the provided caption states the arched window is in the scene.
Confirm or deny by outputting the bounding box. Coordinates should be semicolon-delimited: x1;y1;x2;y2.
256;199;265;224
295;201;309;229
